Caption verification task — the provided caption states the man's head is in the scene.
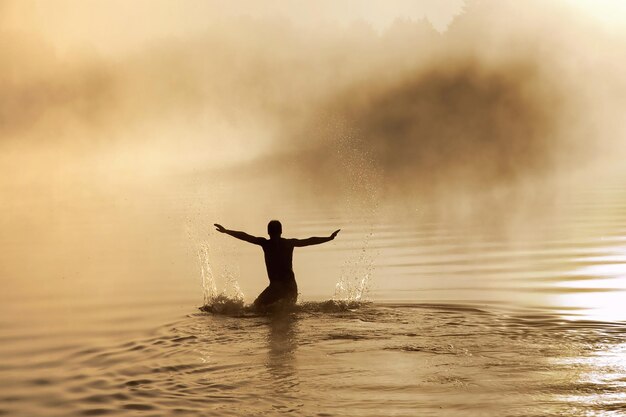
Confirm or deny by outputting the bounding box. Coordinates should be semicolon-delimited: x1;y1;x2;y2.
267;220;282;238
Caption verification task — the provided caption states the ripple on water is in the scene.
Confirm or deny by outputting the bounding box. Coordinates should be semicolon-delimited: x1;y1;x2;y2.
3;302;626;416
79;409;114;416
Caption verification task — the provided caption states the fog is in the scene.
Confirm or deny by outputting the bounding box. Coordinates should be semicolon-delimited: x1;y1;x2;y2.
1;0;626;299
2;0;624;192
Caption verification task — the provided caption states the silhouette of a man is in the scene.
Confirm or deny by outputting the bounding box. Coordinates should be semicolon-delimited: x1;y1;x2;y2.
214;220;340;309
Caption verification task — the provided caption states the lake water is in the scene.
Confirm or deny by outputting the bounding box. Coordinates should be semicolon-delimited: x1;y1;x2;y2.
1;167;626;416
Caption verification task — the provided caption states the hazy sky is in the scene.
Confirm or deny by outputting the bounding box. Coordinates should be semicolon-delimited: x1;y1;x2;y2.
2;0;461;57
2;0;625;58
2;0;625;177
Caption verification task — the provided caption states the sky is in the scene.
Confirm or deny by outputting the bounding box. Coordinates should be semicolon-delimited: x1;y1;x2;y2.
3;0;624;59
3;0;464;57
2;0;625;177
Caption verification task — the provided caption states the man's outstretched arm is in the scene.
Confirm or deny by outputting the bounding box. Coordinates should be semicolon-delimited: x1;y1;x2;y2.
293;229;340;247
214;224;264;245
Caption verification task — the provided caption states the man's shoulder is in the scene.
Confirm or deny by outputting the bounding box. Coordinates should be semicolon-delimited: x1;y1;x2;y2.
283;238;298;247
263;237;295;246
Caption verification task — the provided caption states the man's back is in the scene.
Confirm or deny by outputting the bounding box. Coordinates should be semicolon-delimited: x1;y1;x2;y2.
260;238;295;284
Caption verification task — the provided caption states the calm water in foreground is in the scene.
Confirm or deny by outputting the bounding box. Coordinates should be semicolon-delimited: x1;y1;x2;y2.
1;170;626;416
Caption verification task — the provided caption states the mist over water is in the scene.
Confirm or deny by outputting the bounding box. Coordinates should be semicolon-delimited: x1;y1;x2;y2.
2;1;626;416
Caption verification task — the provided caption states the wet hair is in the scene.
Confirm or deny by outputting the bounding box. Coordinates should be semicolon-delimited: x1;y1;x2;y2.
267;220;282;237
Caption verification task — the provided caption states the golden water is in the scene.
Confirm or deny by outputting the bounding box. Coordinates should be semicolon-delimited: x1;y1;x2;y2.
1;169;626;416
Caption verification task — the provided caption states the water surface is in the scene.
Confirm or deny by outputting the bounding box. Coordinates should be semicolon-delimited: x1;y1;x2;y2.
1;170;626;416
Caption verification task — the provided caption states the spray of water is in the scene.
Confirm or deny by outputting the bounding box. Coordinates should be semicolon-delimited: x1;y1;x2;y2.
334;231;375;302
184;182;245;312
332;131;380;303
220;262;244;302
197;241;217;304
195;238;245;313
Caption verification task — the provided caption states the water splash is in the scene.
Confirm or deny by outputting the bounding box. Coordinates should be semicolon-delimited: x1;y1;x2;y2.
199;293;245;315
333;229;374;302
332;131;379;303
197;241;217;304
188;212;245;309
195;240;244;304
221;262;244;301
183;173;247;306
199;298;370;316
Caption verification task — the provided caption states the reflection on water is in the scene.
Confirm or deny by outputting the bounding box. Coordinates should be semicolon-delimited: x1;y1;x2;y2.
557;240;626;321
265;314;300;412
557;342;626;413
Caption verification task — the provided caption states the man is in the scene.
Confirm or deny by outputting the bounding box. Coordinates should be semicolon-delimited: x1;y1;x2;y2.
214;220;340;309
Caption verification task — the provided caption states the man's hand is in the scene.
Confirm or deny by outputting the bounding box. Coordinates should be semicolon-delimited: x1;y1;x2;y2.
214;224;227;233
330;229;341;240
